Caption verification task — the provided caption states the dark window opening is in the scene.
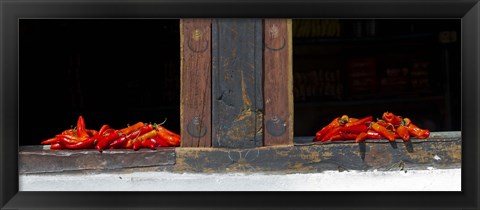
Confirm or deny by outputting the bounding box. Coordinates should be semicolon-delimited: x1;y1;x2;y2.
20;19;180;146
292;19;461;137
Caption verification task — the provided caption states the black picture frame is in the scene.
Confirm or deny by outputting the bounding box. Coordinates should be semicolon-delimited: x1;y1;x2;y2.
1;0;478;209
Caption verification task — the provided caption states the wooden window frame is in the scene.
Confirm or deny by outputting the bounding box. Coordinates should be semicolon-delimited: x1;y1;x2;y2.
180;18;293;148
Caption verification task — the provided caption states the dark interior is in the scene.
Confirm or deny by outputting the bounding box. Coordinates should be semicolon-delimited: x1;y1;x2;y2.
20;19;181;145
19;19;460;145
292;19;461;136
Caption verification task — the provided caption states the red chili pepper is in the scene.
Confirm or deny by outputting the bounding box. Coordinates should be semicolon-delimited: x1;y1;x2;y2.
101;128;116;137
315;117;346;140
98;124;111;135
76;116;89;138
402;118;412;126
50;143;63;150
339;132;358;140
109;135;129;149
125;139;133;149
344;116;372;127
56;135;84;145
142;138;158;150
376;120;387;127
371;122;395;141
55;134;88;142
61;129;76;136
133;130;158;144
86;129;98;137
382;112;403;126
119;122;145;136
330;134;344;141
340;124;368;134
95;131;121;152
133;139;143;151
407;123;430;139
109;125;153;149
41;137;59;145
155;125;180;146
347;117;358;123
355;132;368;143
139;124;155;135
152;136;169;147
396;126;410;141
376;120;396;131
60;137;97;149
366;130;383;139
321;126;342;142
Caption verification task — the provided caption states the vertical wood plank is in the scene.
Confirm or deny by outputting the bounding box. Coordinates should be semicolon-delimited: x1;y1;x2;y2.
212;19;263;148
180;19;212;147
263;19;294;146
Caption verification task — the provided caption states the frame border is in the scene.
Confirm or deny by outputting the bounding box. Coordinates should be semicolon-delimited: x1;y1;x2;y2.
1;0;478;209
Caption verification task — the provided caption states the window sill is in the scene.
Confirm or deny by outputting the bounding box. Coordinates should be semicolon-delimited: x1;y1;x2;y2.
19;131;461;174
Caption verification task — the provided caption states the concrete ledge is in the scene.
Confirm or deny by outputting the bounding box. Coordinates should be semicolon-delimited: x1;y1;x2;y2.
19;169;462;191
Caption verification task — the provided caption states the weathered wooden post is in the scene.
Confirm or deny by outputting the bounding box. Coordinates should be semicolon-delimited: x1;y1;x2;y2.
263;19;294;146
181;18;293;148
212;19;264;148
180;19;212;147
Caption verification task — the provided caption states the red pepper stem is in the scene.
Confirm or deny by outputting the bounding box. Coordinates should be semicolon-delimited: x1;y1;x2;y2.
154;118;168;128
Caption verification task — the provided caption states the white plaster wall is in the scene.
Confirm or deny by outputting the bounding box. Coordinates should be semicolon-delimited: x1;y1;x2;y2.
20;168;461;191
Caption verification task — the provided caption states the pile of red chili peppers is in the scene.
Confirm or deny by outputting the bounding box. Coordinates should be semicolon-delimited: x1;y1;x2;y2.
41;116;180;152
313;112;430;142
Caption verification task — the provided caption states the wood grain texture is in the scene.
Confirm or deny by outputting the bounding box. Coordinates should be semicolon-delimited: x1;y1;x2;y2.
19;132;461;174
173;137;461;173
19;147;176;174
180;19;212;147
263;19;293;146
212;19;263;148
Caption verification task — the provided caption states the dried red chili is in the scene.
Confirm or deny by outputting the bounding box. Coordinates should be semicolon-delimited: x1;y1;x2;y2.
76;116;89;138
95;131;121;152
315;117;344;141
119;122;144;136
340;124;368;134
382;112;403;126
133;139;142;151
339;132;358;140
41;137;59;145
151;136;170;147
407;123;430;139
155;125;180;146
371;122;395;141
355;132;368;143
344;116;372;127
321;126;342;142
141;138;158;150
396;126;410;141
50;143;63;150
60;137;97;149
